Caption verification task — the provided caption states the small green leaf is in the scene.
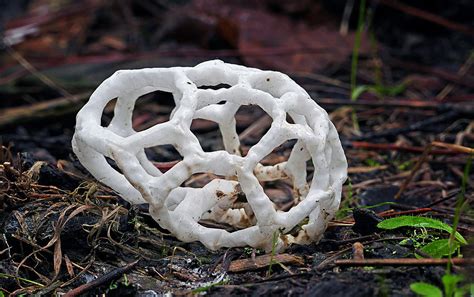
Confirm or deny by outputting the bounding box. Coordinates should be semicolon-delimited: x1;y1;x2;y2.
454;286;469;297
417;239;460;258
442;274;464;297
410;282;442;297
351;85;370;101
377;216;467;244
374;83;406;96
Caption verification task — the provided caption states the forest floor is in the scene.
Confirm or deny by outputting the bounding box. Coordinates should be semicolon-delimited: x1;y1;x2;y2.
0;1;473;296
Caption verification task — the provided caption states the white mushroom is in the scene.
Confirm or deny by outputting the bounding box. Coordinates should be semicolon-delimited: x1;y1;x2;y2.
72;60;347;251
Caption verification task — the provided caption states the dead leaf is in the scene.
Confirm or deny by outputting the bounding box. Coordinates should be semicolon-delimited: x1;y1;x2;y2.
192;0;369;73
64;254;75;277
53;238;62;277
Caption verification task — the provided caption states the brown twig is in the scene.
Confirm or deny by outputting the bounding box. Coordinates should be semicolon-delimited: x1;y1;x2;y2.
388;58;474;88
425;189;460;207
63;259;139;297
5;45;73;99
431;141;474;155
379;0;474;36
321;235;377;246
377;208;434;218
239;115;273;141
437;53;474;100
0;46;342;75
319;98;444;109
348;165;388;173
349;170;417;190
335;258;474;267
316;236;407;269
0;93;90;129
350;141;457;155
395;144;432;199
352;110;460;141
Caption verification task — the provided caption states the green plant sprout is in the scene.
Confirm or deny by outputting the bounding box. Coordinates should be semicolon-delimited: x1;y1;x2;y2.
447;155;471;267
411;274;471;297
350;0;366;98
409;156;472;297
335;178;357;219
349;0;405;133
0;273;45;287
397;160;413;171
108;274;130;291
365;158;382;167
377;216;467;245
399;228;438;248
349;0;366;132
351;83;406;101
192;274;229;294
350;3;406;102
378;215;467;259
243;247;263;257
267;229;280;277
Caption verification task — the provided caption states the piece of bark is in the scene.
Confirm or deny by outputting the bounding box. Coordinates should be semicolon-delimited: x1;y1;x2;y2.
226;254;304;273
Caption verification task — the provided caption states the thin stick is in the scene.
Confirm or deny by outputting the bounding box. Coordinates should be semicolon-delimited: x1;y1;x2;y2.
0;93;90;129
436;53;474;100
316;236;406;269
377;208;433;218
5;45;73;99
239;115;273;141
335;258;474;267
339;0;355;35
395;144;432;199
350;141;457;155
431;141;474;155
388;58;474;88
379;0;474;36
352;110;460;141
63;259;139;297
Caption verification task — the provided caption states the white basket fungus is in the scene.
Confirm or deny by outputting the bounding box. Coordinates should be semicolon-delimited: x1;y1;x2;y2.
72;60;347;251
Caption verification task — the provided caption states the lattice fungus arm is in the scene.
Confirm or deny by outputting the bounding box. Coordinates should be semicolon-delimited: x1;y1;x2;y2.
72;60;348;251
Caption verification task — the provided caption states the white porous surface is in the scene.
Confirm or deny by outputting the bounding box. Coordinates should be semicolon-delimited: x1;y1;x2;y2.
72;60;347;251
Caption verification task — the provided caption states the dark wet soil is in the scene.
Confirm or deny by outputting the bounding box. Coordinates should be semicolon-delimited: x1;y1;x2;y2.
1;0;473;296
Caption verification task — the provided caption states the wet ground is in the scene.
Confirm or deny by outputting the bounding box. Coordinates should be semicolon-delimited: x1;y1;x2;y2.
1;0;473;295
